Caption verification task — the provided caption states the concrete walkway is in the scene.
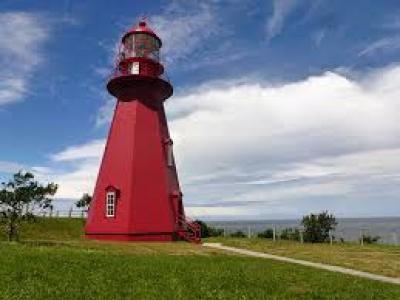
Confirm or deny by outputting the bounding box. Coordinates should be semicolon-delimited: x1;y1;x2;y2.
203;243;400;285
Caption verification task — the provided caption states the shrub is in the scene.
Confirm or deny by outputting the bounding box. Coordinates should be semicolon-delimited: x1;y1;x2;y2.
230;230;246;238
361;234;381;244
257;228;274;239
194;220;223;238
301;211;337;243
280;228;300;241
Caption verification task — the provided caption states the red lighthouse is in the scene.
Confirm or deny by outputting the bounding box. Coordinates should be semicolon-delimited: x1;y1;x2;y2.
85;20;200;243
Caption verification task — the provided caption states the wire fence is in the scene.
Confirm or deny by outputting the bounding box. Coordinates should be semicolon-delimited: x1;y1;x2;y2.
211;223;400;246
36;210;400;246
35;208;87;219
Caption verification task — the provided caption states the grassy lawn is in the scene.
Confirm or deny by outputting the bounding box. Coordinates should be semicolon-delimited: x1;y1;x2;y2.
18;217;85;241
1;242;400;300
207;237;400;278
1;218;400;299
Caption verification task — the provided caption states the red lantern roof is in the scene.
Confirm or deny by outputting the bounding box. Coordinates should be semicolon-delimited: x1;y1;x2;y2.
122;20;162;47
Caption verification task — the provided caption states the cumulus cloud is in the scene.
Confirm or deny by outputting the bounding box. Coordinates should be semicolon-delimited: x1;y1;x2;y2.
29;64;400;218
51;139;106;162
168;64;400;217
0;12;49;105
36;140;105;199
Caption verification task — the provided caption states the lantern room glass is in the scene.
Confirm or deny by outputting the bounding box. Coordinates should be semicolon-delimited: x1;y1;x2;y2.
122;33;160;61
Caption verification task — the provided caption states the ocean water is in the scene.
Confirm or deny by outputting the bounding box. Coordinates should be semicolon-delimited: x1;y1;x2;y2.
208;217;400;245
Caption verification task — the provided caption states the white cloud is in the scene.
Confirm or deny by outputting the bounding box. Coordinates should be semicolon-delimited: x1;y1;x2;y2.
0;161;25;173
47;159;101;199
0;12;49;105
168;64;400;218
359;36;400;57
311;29;326;47
51;139;106;162
26;64;400;218
95;98;115;127
34;140;105;199
266;0;299;41
94;1;219;126
0;78;26;106
150;1;217;64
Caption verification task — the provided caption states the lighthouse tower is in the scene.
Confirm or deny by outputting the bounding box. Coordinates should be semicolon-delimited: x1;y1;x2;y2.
85;20;200;242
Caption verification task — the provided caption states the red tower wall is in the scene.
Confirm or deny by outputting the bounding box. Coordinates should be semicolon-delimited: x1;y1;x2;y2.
85;20;200;243
85;99;178;241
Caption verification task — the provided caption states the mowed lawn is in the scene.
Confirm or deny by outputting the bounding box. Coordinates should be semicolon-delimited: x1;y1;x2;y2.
209;237;400;278
0;218;400;299
1;242;400;300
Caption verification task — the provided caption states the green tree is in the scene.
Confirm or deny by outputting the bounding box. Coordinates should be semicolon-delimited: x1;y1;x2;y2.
75;193;92;211
0;171;58;241
301;211;337;243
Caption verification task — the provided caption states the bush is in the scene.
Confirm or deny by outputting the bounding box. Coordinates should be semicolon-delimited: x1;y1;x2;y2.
302;211;337;243
194;220;224;238
257;228;274;239
280;228;300;241
361;234;381;244
230;230;246;238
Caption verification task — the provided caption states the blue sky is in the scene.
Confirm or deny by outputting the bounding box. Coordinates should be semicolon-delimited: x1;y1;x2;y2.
1;0;400;219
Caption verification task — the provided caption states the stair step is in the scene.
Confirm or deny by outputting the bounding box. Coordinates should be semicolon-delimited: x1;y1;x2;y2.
177;216;201;243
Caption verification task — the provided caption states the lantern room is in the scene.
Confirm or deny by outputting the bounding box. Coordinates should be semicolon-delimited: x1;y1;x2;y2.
116;20;163;78
107;20;171;102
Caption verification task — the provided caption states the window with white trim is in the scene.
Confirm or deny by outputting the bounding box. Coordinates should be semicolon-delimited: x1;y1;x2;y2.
106;191;116;217
130;62;139;74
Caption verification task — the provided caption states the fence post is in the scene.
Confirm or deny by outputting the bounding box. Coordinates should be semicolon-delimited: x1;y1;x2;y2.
273;225;276;242
56;210;59;218
223;226;226;237
68;207;73;218
49;207;53;218
81;210;84;218
329;230;333;245
300;230;304;244
393;233;398;245
360;230;364;246
247;226;251;238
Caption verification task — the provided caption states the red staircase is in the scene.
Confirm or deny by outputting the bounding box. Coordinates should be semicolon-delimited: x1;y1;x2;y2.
177;216;201;243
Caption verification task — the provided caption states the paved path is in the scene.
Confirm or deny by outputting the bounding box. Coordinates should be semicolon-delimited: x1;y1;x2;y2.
203;243;400;285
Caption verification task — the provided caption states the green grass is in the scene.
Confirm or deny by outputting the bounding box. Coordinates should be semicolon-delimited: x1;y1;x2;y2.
207;237;400;278
1;242;400;300
20;217;85;241
0;217;85;241
0;218;400;299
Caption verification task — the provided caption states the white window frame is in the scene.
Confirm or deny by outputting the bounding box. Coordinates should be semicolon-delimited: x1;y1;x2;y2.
106;191;116;217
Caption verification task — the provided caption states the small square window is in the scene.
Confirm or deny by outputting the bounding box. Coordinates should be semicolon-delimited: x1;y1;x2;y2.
130;62;139;74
